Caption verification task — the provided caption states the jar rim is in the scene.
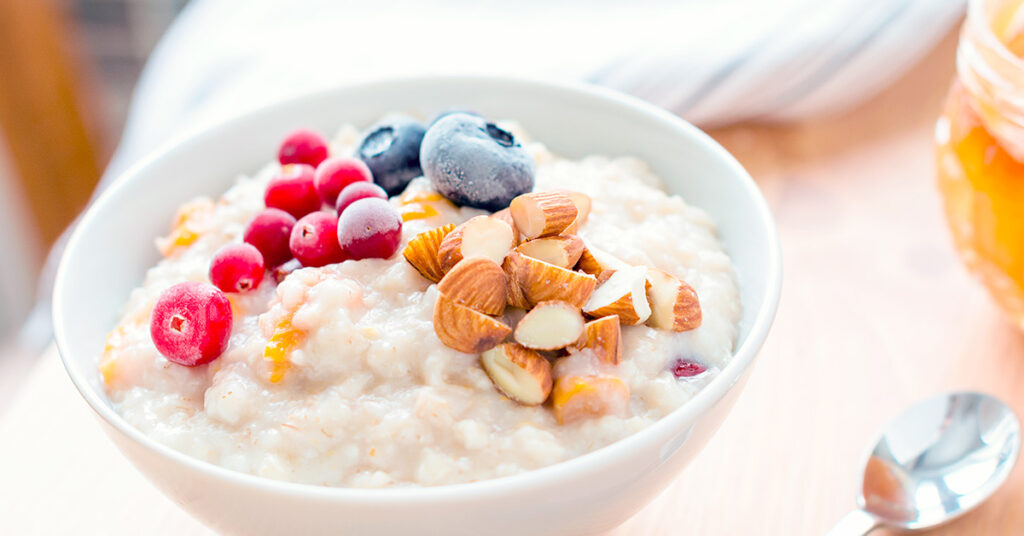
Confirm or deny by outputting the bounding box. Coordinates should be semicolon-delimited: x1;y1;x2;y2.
969;0;1024;73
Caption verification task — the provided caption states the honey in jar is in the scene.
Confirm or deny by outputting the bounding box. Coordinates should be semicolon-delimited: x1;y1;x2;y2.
937;0;1024;324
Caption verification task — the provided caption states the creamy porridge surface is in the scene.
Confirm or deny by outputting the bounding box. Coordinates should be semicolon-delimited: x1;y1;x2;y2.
100;121;741;488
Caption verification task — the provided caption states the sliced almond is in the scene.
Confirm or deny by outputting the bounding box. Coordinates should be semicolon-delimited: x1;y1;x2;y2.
433;294;511;354
437;257;506;316
503;259;532;309
570;315;622;365
550;373;630;424
491;208;521;245
559;191;591;235
515;235;584;269
509;191;577;239
645;268;702;331
480;343;553;405
582;265;651;325
505;251;597;308
438;216;515;273
575;242;629;276
514;301;586;351
403;224;456;283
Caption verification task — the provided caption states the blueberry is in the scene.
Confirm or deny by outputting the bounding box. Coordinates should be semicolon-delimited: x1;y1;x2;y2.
429;108;480;126
420;114;535;211
356;116;427;196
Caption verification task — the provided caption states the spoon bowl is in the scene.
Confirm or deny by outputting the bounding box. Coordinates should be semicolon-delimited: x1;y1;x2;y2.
828;392;1021;535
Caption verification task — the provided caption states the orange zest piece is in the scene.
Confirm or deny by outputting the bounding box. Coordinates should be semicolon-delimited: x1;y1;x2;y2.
158;198;214;256
99;355;118;385
264;316;303;383
99;324;129;385
398;190;445;205
398;202;440;222
168;228;199;248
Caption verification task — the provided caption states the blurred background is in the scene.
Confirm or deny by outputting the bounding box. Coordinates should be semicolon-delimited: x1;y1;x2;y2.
0;0;187;393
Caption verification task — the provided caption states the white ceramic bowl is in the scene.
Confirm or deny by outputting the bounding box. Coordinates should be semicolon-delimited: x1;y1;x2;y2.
53;76;781;536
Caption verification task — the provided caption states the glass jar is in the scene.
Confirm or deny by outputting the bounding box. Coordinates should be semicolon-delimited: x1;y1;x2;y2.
937;0;1024;325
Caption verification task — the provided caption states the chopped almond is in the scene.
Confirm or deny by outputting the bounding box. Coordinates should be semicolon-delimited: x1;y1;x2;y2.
575;242;629;276
403;224;456;283
515;235;584;269
437;216;515;273
509;191;577;239
559;191;591;235
480;343;553;405
436;257;507;316
550;374;630;424
504;251;597;308
491;208;521;245
645;268;702;331
433;294;511;354
582;266;651;325
513;301;585;351
570;315;622;365
503;259;532;309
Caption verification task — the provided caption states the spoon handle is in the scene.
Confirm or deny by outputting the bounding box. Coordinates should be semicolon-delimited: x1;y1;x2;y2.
825;510;878;536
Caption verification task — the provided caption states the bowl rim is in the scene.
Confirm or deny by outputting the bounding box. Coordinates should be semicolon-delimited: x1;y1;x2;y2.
53;74;781;503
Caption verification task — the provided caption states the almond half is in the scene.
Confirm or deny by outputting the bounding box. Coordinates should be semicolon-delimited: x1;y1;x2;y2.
514;301;586;351
402;224;456;283
491;208;521;246
515;235;584;269
645;268;702;331
433;294;511;354
550;373;630;424
509;191;577;239
582;265;651;325
437;257;507;316
560;191;591;235
480;343;553;405
502;257;533;309
570;315;622;365
505;251;597;308
575;242;629;276
438;216;515;273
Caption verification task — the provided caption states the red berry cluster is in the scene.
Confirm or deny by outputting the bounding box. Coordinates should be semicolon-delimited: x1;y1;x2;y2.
151;128;405;367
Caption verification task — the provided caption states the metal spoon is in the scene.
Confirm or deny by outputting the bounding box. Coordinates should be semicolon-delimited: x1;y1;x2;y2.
826;392;1021;535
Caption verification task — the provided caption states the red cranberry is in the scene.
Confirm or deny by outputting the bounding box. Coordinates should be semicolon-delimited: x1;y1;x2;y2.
314;156;373;206
336;182;388;214
671;358;707;378
337;198;403;260
150;282;233;366
278;129;329;167
209;243;265;293
265;164;321;218
244;208;296;267
290;211;346;267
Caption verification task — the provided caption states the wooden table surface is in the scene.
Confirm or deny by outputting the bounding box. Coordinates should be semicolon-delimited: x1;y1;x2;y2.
3;28;1022;535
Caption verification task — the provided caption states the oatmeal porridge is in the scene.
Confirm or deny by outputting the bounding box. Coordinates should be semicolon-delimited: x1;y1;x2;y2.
99;112;740;488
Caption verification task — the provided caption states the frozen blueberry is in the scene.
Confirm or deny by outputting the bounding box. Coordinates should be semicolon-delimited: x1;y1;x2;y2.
356;116;426;197
420;114;535;211
429;108;480;126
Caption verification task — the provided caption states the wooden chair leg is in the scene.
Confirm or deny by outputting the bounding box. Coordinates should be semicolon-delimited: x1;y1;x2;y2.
0;0;108;245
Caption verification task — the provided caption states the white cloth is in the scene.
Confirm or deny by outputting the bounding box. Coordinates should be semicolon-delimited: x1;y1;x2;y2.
105;0;964;185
